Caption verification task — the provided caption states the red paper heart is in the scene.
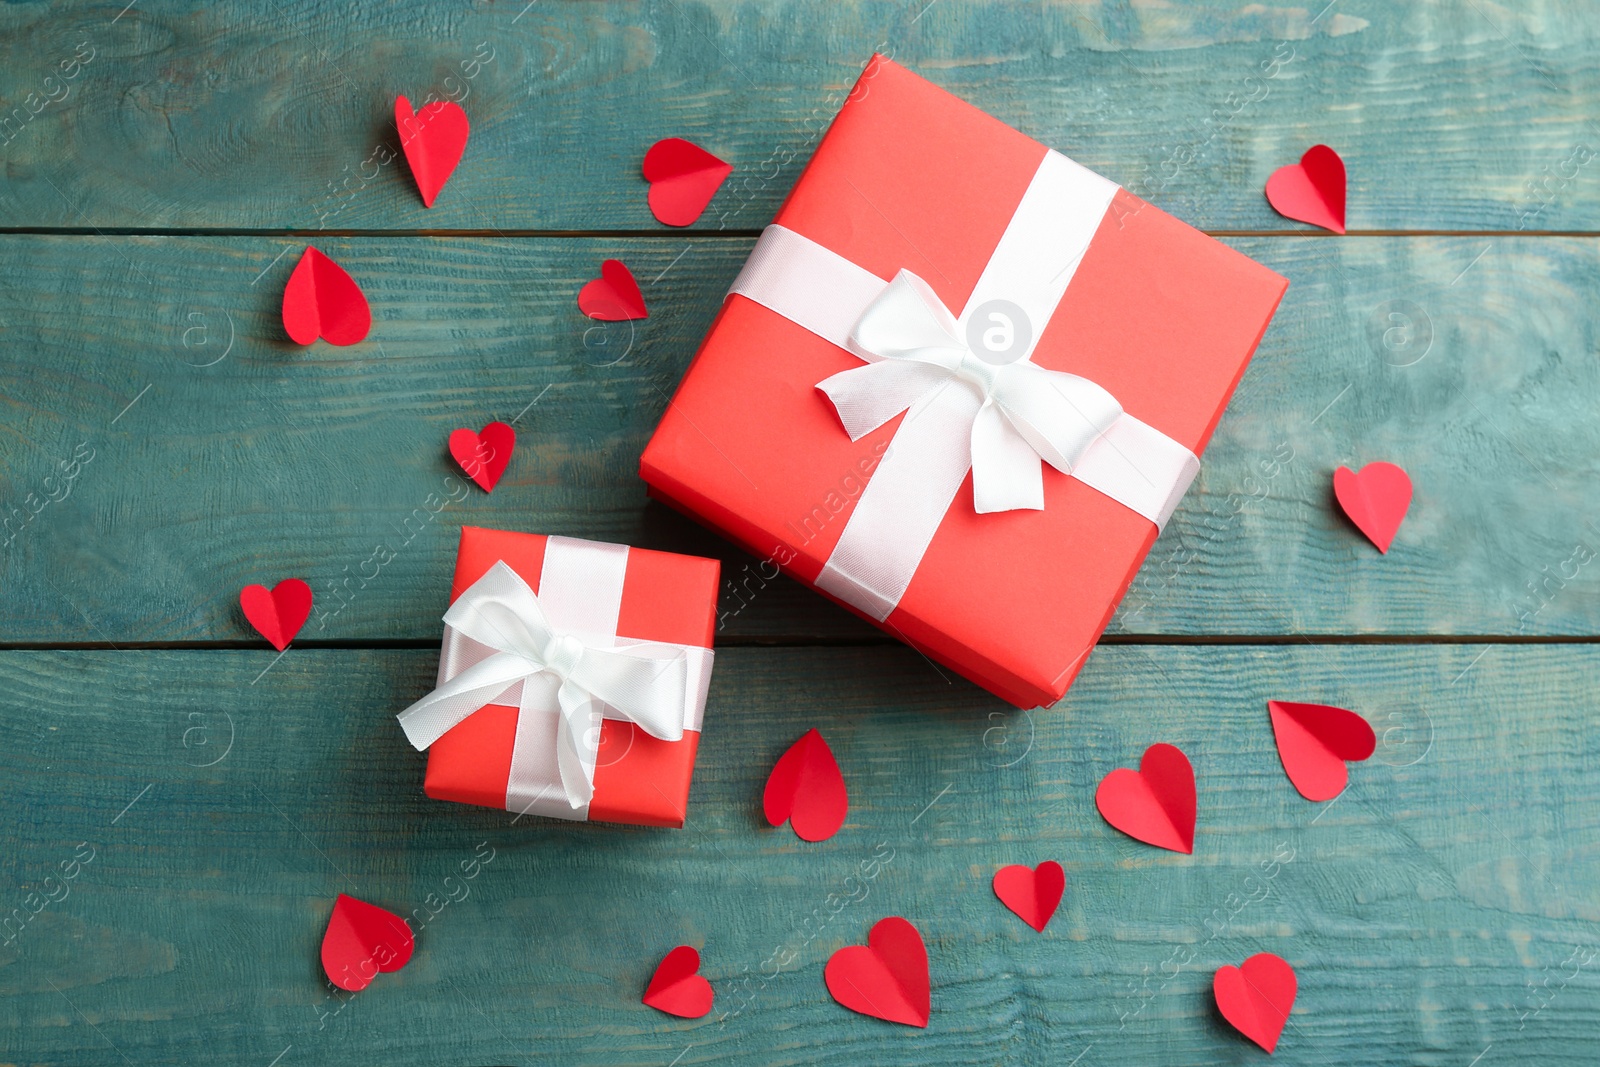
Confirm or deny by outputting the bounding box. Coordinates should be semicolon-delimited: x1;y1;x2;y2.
992;861;1065;932
1333;462;1412;553
320;893;415;992
239;578;313;651
642;945;713;1018
824;916;930;1027
1265;144;1346;233
1214;952;1297;1053
763;728;848;842
642;137;732;226
1094;743;1196;854
577;259;648;322
1268;701;1376;802
448;421;516;492
396;96;469;208
281;247;371;346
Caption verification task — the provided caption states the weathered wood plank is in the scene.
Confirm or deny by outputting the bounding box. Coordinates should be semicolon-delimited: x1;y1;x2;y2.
1;234;1596;642
2;1;1599;232
0;643;1595;1065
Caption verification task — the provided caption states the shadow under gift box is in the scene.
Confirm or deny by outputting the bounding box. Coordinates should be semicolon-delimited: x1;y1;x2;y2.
420;526;719;828
640;55;1288;710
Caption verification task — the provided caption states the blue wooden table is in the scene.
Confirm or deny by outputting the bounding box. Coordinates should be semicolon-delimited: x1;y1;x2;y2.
3;2;1599;1064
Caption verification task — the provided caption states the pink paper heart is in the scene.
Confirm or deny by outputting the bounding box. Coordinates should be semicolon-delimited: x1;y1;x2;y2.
1333;462;1412;553
1214;952;1297;1053
1269;701;1376;802
992;861;1065;932
642;945;713;1018
642;138;732;226
396;96;469;208
1265;144;1346;233
320;894;415;992
762;728;848;842
577;259;648;321
239;578;313;651
281;247;371;347
448;422;515;492
824;916;930;1027
1094;743;1196;854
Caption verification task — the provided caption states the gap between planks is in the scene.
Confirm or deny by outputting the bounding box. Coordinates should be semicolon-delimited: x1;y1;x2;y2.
4;228;1600;239
1;634;1598;652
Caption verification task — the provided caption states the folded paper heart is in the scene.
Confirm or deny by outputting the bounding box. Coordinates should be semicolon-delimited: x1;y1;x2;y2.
239;578;313;651
448;421;516;492
1214;952;1297;1053
396;95;469;208
1265;144;1346;234
1269;701;1376;802
1333;462;1412;553
992;861;1064;932
642;137;732;226
1094;742;1196;854
762;728;848;842
642;945;714;1018
281;247;371;346
824;916;930;1027
578;259;648;321
320;893;415;992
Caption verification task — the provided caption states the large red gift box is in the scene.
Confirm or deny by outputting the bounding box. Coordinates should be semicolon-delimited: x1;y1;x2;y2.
641;56;1287;708
413;527;718;827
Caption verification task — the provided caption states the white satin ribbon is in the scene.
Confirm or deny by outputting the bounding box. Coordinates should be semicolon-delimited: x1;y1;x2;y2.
397;539;711;818
821;270;1124;514
728;149;1200;621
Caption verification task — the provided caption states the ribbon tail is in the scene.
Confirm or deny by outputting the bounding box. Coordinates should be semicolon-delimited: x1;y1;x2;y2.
397;651;541;750
555;679;602;810
815;383;981;620
991;366;1123;475
817;358;956;441
572;645;692;742
543;644;693;812
971;401;1044;513
441;561;560;657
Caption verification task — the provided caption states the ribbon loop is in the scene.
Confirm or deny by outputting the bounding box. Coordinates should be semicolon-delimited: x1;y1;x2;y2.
397;561;694;809
846;270;967;369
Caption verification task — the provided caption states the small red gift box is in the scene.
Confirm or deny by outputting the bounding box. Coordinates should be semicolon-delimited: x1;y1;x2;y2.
641;56;1286;708
398;527;718;827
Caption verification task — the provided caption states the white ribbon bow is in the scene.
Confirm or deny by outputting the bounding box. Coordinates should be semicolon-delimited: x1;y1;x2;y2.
396;561;692;810
817;270;1124;513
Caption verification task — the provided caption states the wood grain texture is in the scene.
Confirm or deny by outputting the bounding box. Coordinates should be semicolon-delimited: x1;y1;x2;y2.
0;234;1596;642
2;1;1599;232
0;643;1594;1066
5;4;1599;1065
